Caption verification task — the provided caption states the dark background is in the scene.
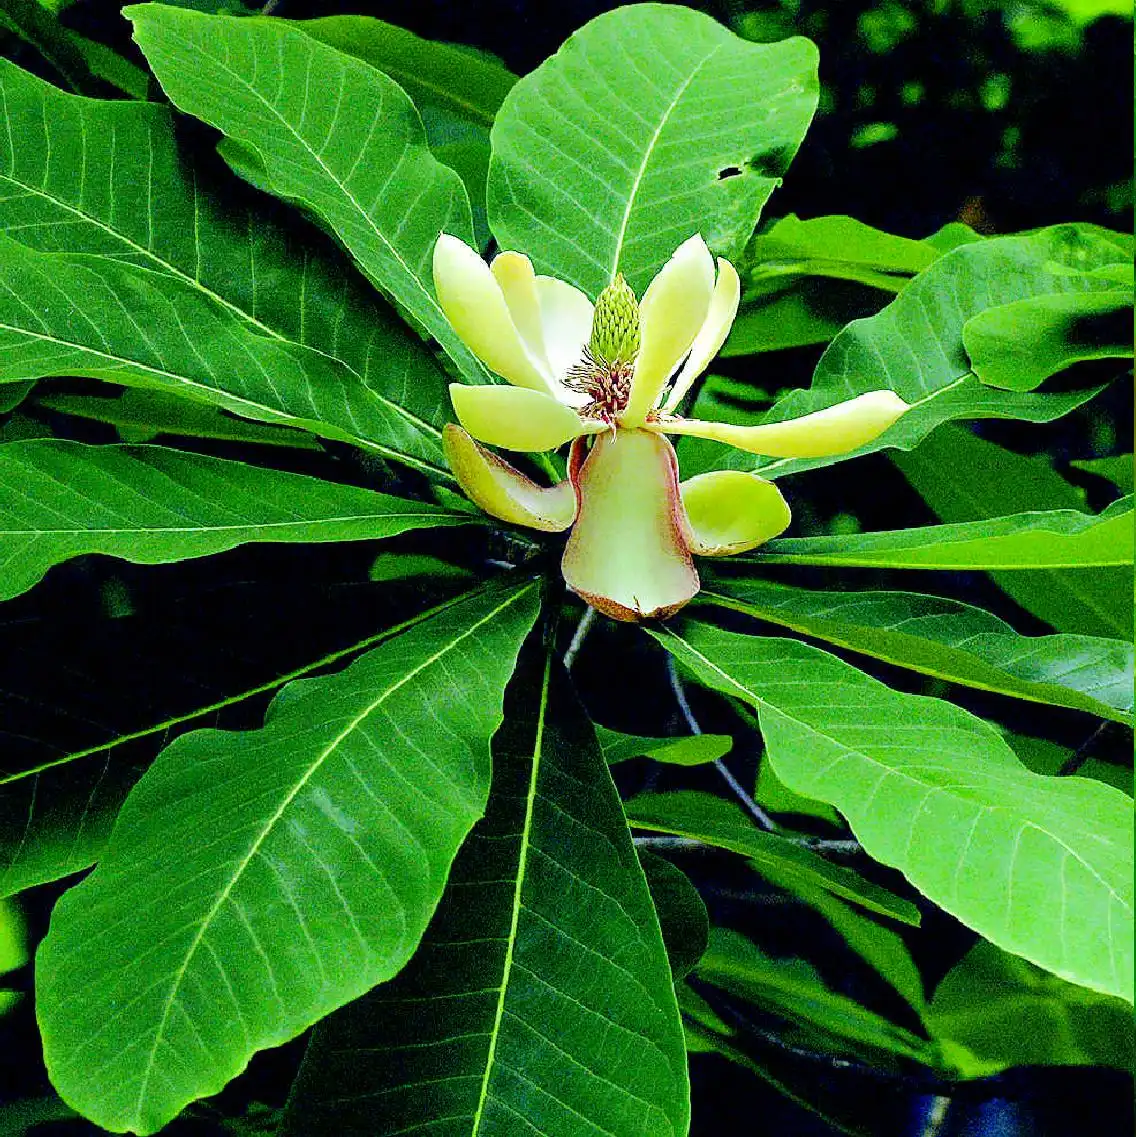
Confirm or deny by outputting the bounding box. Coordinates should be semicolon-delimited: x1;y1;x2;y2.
0;1;1131;1134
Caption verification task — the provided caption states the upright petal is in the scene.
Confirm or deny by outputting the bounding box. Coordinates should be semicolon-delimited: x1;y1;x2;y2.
656;391;911;458
443;425;576;532
449;383;595;452
491;251;551;375
680;471;791;556
621;235;715;428
561;430;700;621
662;258;741;414
432;234;552;393
535;276;594;399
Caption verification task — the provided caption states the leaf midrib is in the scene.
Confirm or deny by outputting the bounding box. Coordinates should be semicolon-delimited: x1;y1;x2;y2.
131;581;537;1124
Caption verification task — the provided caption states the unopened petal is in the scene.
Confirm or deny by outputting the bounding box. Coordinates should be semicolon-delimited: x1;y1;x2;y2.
536;276;594;390
443;424;575;532
561;430;699;621
432;234;551;393
449;383;594;452
656;391;910;458
491;251;551;375
621;235;715;428
662;258;741;414
680;471;791;556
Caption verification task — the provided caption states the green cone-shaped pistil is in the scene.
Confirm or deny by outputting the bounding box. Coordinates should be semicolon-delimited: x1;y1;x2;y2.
589;274;640;366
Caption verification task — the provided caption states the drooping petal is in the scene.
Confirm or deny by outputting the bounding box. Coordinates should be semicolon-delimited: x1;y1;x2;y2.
561;430;700;621
662;258;741;414
535;275;594;402
449;383;595;452
443;425;576;531
680;471;791;556
491;251;551;375
432;234;552;393
621;234;715;428
655;391;911;458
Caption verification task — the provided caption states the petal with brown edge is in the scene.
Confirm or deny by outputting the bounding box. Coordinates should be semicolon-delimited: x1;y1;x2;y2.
443;424;576;531
562;430;699;622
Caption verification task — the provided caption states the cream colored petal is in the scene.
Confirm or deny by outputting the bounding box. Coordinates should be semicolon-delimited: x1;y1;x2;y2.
680;471;791;556
449;383;594;452
561;430;699;621
432;234;551;393
621;234;715;428
443;425;576;532
656;391;911;458
662;258;741;414
491;251;551;375
535;275;594;388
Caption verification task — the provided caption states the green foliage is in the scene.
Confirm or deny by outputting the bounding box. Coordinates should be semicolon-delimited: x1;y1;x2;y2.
0;2;1130;1132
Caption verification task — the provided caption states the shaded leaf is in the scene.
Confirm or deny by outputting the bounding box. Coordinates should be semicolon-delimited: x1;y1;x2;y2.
1071;454;1134;494
487;5;818;297
640;851;709;980
127;5;490;384
625;790;920;924
702;577;1134;724
752;497;1133;570
281;660;690;1137
36;579;541;1134
0;440;473;601
894;424;1132;637
653;617;1134;1002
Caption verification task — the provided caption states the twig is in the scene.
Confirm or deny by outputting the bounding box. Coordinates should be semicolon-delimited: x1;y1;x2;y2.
1057;720;1112;777
666;656;778;831
632;836;707;850
563;606;597;670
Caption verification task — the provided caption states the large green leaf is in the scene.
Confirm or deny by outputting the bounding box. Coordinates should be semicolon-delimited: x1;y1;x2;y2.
126;4;489;384
624;790;920;924
894;425;1133;638
0;238;454;474
653;618;1134;1003
752;497;1132;569
0;440;473;601
0;58;451;473
281;661;690;1137
702;577;1134;724
487;4;818;297
737;225;1128;480
36;579;541;1134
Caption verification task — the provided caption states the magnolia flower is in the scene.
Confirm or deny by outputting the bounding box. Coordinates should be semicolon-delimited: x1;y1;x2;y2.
435;232;909;621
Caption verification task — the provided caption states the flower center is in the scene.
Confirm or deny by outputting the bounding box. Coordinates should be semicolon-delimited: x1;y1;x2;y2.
563;273;640;425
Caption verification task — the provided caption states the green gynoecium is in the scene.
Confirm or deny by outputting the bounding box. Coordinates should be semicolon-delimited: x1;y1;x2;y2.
434;232;909;621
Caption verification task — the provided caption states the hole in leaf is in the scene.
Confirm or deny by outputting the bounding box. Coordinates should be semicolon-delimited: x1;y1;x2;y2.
717;166;743;180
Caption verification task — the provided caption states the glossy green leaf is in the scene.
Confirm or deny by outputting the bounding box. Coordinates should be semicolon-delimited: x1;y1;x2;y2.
742;225;1128;480
36;580;541;1134
703;577;1134;724
894;425;1132;637
488;5;818;298
0;239;454;475
625;790;920;924
0;58;451;474
639;851;709;980
698;927;934;1064
281;662;690;1137
0;440;473;601
653;618;1134;1002
926;940;1135;1074
964;288;1134;391
595;724;733;766
126;4;490;384
753;497;1133;570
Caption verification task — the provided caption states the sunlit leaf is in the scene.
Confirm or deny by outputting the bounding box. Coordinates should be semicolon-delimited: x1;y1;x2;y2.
37;579;541;1134
703;577;1134;724
653;617;1134;1003
281;661;691;1137
595;724;733;766
488;4;818;297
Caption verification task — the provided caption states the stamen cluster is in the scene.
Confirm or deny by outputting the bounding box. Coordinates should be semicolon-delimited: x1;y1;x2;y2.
563;346;633;424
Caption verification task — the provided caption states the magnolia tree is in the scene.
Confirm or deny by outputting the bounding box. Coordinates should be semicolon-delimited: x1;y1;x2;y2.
0;3;1131;1135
